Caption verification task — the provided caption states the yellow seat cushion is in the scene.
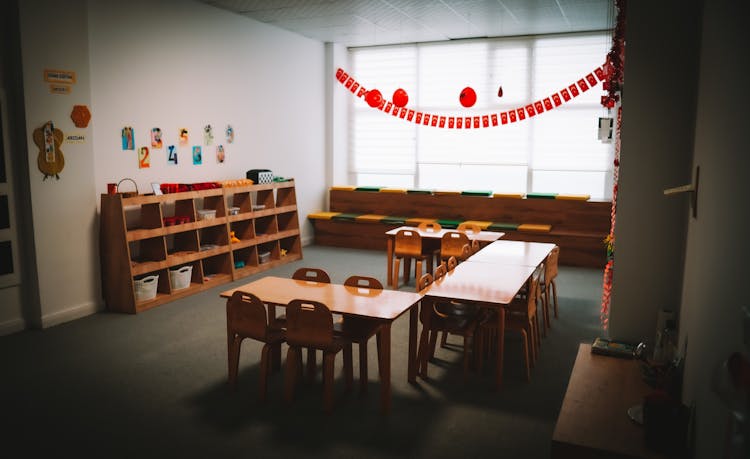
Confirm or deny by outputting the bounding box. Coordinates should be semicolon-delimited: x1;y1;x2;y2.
459;220;493;229
405;217;438;226
355;214;387;223
433;190;461;195
379;188;407;194
307;211;342;220
493;193;524;199
518;223;552;233
330;185;356;191
555;194;591;201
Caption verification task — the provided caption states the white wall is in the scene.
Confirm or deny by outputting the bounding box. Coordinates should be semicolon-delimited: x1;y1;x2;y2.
18;0;99;327
13;0;327;329
680;2;750;456
89;0;327;244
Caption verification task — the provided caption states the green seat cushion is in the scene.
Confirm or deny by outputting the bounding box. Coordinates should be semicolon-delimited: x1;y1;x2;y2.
407;189;433;195
526;192;558;199
331;213;360;222
461;190;493;196
354;186;382;192
436;219;462;229
381;216;408;225
488;222;520;231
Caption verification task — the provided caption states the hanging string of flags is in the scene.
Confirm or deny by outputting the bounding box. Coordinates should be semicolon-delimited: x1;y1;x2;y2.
335;65;611;129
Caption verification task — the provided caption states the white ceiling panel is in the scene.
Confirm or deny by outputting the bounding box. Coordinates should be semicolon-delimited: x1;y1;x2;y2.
199;0;614;47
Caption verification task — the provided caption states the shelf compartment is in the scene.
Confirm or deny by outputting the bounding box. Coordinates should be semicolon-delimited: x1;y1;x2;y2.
232;246;259;272
123;201;163;231
197;194;227;218
256;240;280;265
275;185;297;207
254;215;278;238
202;252;232;281
166;230;200;256
277;211;299;232
128;236;167;265
255;189;275;210
198;224;229;250
279;235;301;258
230;219;255;241
228;190;253;214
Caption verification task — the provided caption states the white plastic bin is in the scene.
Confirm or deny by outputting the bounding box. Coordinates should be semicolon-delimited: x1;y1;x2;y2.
259;251;271;264
134;275;158;302
197;209;216;220
169;265;192;290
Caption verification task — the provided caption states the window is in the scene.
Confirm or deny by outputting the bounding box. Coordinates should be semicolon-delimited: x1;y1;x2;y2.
348;32;613;200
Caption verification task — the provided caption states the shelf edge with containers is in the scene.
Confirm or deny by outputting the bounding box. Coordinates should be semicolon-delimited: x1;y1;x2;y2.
100;177;302;313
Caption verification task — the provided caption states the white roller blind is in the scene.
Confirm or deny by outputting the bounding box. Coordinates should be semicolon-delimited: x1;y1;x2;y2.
349;32;613;199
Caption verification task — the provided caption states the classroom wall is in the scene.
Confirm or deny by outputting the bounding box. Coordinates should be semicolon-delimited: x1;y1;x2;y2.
679;1;749;456
10;0;327;330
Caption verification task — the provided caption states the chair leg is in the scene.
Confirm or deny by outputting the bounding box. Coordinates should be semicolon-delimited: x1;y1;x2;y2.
520;330;530;382
228;335;241;390
259;343;271;402
375;331;383;379
306;347;317;382
551;281;559;318
417;327;431;377
323;352;336;414
428;329;439;360
462;335;470;380
343;343;353;394
284;346;301;404
476;328;484;372
393;258;402;289
358;342;368;396
403;258;412;285
415;260;423;285
271;341;282;372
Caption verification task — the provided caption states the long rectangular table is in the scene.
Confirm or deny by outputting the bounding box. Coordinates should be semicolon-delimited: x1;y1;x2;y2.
419;260;538;389
468;240;557;267
386;226;504;287
220;276;423;414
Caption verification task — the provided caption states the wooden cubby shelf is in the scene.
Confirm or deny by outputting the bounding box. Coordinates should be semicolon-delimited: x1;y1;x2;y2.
101;179;302;313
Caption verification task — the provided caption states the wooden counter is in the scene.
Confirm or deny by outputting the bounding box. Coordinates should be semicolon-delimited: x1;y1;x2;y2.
551;343;663;459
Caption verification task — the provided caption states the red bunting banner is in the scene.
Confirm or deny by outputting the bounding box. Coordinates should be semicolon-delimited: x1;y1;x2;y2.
335;65;615;129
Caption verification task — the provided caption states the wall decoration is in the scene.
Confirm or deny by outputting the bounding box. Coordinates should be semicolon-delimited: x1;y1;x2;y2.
138;146;150;169
497;86;503;98
225;125;234;143
392;88;408;107
192;146;202;165
48;84;71;95
70;105;91;128
150;127;162;148
65;133;85;143
204;124;214;145
459;87;477;108
43;69;76;84
216;145;225;163
167;145;178;165
121;126;134;150
32;121;64;180
178;128;189;146
335;66;608;129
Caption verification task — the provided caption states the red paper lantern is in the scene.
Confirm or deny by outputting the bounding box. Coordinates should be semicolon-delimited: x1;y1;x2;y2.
459;87;477;107
392;88;409;107
497;86;503;98
365;89;383;108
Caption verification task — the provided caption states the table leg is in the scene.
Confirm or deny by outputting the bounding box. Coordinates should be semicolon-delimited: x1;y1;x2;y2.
386;237;394;288
495;306;505;390
407;303;418;383
379;322;392;414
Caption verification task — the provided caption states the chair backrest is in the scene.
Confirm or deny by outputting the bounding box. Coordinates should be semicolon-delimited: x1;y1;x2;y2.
457;222;481;234
434;263;447;280
417;272;434;292
441;231;471;260
292;267;331;283
447;256;458;271
470;239;480;254
545;246;560;281
526;276;541;316
344;275;383;290
227;291;269;340
285;299;334;348
418;221;442;233
394;229;423;258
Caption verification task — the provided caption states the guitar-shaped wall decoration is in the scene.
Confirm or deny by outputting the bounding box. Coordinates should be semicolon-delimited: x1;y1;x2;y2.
33;121;65;180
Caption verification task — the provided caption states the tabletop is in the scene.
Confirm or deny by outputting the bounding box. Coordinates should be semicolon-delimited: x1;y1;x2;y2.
220;276;423;320
468;240;557;267
421;260;537;305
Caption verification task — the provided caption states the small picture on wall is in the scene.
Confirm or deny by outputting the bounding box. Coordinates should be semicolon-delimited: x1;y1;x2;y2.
178;128;189;146
216;145;225;163
225;125;234;143
192;146;202;165
121;126;134;150
151;127;163;148
204;124;214;146
167;145;178;165
138;146;150;169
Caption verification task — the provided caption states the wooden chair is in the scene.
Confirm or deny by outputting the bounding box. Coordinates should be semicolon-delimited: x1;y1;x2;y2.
477;275;542;382
416;273;480;380
336;275;385;396
290;267;333;381
226;291;285;402
540;246;560;330
457;222;481;234
418;221;442;271
284;299;353;413
447;256;458;271
440;231;472;265
434;262;447;280
392;229;431;289
438;254;477;348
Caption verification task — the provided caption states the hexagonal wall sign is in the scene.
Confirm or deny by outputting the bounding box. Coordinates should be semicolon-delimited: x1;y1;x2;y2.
70;104;91;128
